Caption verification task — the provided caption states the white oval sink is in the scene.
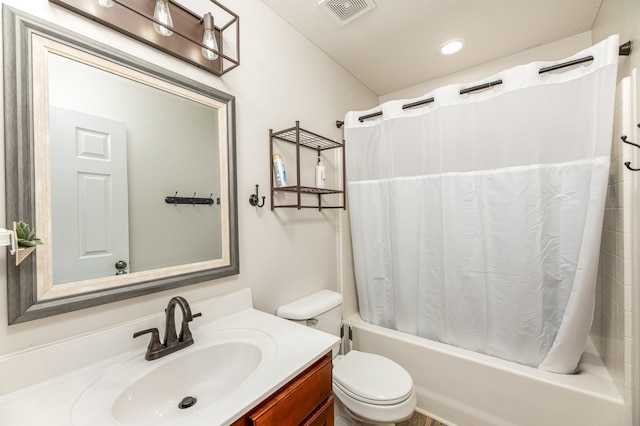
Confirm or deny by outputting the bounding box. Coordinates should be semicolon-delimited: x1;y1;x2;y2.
112;342;261;424
71;328;277;425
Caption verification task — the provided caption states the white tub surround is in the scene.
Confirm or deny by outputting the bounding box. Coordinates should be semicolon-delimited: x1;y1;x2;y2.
0;289;339;425
348;314;627;426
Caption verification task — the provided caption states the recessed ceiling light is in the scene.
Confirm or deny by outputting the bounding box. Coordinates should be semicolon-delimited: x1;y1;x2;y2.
440;39;465;55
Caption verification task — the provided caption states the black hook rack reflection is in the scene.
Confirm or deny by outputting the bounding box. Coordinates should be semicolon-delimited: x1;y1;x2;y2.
165;191;215;206
249;184;265;208
621;128;640;171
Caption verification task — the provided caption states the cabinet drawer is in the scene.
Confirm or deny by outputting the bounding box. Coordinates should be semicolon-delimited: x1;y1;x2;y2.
249;353;332;425
301;394;334;426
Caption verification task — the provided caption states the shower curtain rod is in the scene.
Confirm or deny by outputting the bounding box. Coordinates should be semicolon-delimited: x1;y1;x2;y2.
335;40;633;129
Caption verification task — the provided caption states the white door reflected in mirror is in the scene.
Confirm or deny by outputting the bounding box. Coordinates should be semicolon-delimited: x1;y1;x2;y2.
50;108;130;284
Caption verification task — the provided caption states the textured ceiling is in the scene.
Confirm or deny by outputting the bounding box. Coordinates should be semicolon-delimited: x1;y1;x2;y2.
260;0;603;95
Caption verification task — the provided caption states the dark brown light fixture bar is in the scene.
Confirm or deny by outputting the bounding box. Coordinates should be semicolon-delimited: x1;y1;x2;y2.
48;0;239;76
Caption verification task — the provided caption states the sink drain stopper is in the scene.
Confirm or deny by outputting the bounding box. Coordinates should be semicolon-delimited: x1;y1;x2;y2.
178;396;197;409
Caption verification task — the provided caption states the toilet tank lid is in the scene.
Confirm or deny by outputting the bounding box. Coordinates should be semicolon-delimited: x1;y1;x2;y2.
276;290;343;320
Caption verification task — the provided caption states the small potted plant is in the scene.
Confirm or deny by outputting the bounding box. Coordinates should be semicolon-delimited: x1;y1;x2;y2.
15;221;43;247
13;221;42;265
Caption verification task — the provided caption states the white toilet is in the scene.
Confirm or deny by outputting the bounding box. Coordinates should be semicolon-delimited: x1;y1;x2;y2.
277;290;417;425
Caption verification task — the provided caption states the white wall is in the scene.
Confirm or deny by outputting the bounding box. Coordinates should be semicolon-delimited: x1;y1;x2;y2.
0;0;378;356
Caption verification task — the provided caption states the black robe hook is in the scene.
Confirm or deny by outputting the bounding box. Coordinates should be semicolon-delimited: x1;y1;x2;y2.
621;134;640;171
249;184;265;208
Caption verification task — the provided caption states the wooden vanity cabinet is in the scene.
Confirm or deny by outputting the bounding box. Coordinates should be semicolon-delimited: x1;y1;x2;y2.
231;352;334;426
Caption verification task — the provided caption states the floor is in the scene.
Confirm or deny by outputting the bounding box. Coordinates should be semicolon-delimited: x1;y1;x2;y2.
397;412;448;426
334;403;448;426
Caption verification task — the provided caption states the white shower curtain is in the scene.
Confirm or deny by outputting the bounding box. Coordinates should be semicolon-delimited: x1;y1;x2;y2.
345;35;619;373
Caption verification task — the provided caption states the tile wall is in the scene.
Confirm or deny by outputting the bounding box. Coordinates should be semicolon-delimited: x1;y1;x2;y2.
592;74;635;407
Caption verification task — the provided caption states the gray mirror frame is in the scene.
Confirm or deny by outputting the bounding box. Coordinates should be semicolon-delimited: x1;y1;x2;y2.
3;5;239;324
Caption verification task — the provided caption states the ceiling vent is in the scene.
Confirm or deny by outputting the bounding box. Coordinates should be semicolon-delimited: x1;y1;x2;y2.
319;0;376;25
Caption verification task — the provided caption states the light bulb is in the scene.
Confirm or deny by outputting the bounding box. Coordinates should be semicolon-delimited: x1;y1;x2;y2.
97;0;114;7
201;13;219;60
153;0;173;37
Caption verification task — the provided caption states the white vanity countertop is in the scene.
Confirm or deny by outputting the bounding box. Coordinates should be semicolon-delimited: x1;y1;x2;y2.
0;289;339;426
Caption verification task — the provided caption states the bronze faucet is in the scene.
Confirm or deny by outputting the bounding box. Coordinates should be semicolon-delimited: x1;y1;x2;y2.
133;296;202;361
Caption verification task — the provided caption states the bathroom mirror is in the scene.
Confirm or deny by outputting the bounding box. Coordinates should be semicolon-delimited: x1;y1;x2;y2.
4;6;238;324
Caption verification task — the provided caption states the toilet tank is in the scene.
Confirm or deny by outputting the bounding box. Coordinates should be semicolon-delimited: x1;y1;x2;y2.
276;290;343;337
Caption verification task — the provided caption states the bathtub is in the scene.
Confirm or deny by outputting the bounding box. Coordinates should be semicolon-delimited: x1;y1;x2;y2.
346;314;628;426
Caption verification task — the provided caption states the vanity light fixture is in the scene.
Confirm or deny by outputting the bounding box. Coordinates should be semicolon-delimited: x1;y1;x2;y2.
51;0;240;76
440;39;465;55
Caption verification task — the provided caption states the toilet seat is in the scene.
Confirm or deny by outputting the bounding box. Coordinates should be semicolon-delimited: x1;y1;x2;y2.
333;382;417;424
332;350;413;406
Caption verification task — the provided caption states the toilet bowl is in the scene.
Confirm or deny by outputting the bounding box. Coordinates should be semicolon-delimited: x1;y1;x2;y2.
333;350;416;424
277;290;417;425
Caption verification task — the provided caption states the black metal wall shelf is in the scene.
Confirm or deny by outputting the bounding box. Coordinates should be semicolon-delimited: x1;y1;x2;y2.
270;121;346;210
